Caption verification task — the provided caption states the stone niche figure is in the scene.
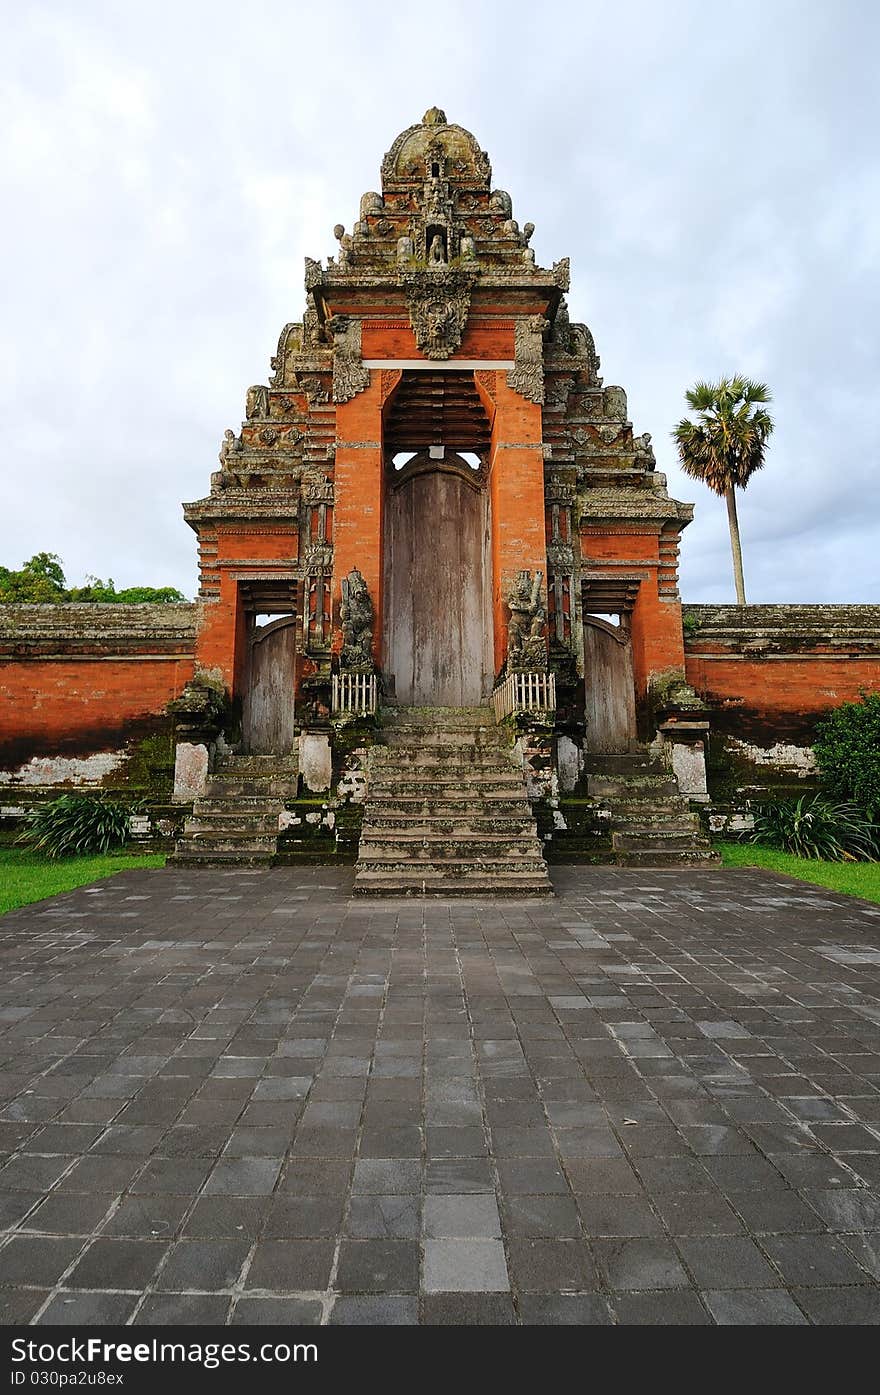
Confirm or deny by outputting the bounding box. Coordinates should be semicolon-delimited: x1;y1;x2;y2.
245;385;269;419
428;231;447;265
506;569;547;671
340;568;374;672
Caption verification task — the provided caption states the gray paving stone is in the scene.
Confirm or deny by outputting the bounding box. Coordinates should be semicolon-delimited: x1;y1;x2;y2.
3;863;880;1325
594;1237;690;1290
420;1293;517;1324
611;1291;710;1325
423;1193;502;1238
335;1240;420;1293
232;1296;323;1324
423;1239;510;1292
703;1290;808;1325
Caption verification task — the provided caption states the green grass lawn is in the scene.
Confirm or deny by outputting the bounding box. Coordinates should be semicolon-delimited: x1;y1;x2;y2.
0;848;165;915
716;841;880;905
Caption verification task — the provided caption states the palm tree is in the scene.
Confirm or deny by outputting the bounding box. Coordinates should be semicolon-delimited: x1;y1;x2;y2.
673;376;774;605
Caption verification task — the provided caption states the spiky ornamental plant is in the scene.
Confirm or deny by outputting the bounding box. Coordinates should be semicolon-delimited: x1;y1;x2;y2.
18;794;138;860
672;376;774;605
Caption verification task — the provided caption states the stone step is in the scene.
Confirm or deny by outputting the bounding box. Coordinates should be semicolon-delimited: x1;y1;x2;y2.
367;816;537;835
372;752;515;770
168;849;275;867
216;755;297;773
370;774;525;793
583;752;661;774
205;778;297;798
356;856;550;876
354;876;553;897
588;775;680;798
177;832;277;851
612;814;702;834
612;829;712;853
615;848;720;868
359;837;544;859
195;797;283;815
185;811;280;832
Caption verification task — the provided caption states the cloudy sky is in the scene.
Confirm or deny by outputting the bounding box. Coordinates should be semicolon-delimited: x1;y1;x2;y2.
2;0;878;604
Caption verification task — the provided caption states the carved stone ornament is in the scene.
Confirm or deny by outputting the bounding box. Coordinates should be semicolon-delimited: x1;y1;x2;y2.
507;315;547;405
506;569;548;672
245;385;268;419
329;315;371;404
296;375;330;406
552;257;571;291
340;568;374;673
399;268;477;360
304;257;323;292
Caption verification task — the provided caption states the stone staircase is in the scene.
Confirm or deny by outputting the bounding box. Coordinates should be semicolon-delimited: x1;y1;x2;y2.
354;707;553;896
585;752;719;867
169;755;297;867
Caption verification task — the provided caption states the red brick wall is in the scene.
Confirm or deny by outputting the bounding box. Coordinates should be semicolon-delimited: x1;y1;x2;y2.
0;656;195;764
683;605;880;744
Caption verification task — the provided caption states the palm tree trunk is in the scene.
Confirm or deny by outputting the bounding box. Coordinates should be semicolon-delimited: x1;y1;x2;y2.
725;484;747;605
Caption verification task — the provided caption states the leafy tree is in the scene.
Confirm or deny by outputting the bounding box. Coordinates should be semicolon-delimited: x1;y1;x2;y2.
1;557;186;605
0;553;66;603
672;376;774;605
814;691;880;819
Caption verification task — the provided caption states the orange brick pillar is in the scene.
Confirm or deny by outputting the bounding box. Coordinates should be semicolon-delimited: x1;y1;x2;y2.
628;529;687;729
476;373;548;676
333;375;385;666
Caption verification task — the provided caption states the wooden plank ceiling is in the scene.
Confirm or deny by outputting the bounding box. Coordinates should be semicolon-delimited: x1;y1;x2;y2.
384;371;491;451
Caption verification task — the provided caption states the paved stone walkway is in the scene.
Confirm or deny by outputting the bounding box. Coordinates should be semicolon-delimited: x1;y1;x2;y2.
2;866;880;1325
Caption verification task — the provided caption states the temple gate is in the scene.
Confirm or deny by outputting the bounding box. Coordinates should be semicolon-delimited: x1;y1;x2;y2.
173;108;717;880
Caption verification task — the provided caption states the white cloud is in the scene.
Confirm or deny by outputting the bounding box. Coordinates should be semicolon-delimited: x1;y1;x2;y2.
0;0;878;604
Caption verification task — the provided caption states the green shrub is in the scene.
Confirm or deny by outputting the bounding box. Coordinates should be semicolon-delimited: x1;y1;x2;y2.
814;691;880;818
18;795;140;860
749;793;879;862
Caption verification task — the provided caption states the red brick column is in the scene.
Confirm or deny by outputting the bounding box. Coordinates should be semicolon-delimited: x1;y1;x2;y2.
333;375;385;665
476;373;548;676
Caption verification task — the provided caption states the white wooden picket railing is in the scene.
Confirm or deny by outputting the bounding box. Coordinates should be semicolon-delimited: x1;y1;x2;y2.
332;672;378;716
491;671;556;723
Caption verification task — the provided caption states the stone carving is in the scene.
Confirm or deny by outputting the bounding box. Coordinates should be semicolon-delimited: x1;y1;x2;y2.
360;191;383;218
507;315;547;405
218;429;242;465
328;315;371;404
333;224;353;269
506;569;547;672
428;231;447;265
258;427;278;446
490;189;512;217
399;267;477;360
397;235;414;263
545;375;574;409
460;234;476;261
340;568;374;672
380;368;403;405
604;386;628;421
296;375;330;406
552;257;571;291
633;432;656;470
246;385;269;419
304;257;323;291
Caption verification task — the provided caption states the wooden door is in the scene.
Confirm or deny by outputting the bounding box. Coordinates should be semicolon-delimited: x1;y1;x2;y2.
385;463;491;706
242;618;297;754
583;617;637;752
